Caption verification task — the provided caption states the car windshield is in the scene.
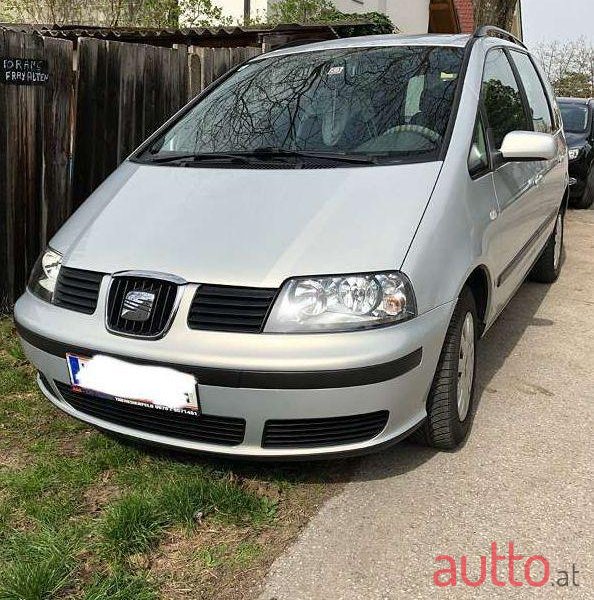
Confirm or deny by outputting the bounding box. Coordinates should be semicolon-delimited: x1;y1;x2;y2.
559;104;589;133
140;45;464;165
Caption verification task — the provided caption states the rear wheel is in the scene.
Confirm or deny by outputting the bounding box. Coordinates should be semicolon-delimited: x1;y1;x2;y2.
418;287;477;450
530;209;564;283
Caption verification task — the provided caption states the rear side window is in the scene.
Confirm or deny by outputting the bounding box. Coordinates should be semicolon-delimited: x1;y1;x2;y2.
481;49;529;149
509;51;553;133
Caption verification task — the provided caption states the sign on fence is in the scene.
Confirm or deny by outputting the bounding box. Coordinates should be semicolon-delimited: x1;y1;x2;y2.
1;57;49;85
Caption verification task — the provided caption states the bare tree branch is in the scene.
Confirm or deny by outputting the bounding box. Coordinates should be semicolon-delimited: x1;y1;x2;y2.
534;38;594;97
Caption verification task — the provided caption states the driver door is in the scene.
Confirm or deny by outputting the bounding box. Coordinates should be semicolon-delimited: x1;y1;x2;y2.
481;48;537;314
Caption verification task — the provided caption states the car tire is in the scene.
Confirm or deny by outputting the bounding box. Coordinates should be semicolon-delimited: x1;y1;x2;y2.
570;169;594;209
417;287;478;450
529;209;564;284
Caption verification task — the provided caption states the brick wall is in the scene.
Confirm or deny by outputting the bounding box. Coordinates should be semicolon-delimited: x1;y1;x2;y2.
453;0;475;33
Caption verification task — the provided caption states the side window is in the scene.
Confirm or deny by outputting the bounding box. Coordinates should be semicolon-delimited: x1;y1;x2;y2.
509;51;553;133
468;116;489;176
536;60;562;130
481;49;529;149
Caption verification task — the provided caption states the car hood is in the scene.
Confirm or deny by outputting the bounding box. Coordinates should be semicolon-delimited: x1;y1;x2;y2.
52;161;442;287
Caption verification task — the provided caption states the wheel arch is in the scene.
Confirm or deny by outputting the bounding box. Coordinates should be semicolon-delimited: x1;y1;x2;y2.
463;265;492;336
562;184;570;212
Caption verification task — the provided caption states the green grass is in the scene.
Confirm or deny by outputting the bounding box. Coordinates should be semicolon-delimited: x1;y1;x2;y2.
100;493;166;558
0;528;76;600
0;560;70;600
82;570;157;600
156;475;276;527
0;317;342;599
98;473;276;559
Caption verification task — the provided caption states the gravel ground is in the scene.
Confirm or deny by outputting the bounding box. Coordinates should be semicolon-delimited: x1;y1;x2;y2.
258;209;594;599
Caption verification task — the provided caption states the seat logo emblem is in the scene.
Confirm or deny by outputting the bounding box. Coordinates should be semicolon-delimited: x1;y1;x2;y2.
121;290;155;322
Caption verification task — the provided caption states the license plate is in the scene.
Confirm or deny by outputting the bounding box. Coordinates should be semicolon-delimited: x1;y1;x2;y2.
66;354;200;415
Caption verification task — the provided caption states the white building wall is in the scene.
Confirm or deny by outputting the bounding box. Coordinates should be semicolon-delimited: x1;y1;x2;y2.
330;0;430;33
201;0;430;32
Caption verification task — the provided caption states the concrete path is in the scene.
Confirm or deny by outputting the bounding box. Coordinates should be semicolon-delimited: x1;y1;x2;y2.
259;210;593;599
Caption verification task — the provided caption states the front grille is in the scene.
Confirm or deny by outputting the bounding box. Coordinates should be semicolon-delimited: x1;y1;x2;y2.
262;411;389;448
188;285;277;333
106;276;178;338
55;382;246;446
54;267;104;314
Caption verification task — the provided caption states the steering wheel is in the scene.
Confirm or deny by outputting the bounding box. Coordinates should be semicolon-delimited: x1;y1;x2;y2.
383;124;443;145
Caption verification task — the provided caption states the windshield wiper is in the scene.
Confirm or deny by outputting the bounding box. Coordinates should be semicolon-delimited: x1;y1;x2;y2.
141;152;254;165
241;147;380;164
140;148;380;166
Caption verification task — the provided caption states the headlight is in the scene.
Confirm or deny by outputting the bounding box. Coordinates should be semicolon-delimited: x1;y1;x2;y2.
28;248;62;303
265;271;416;333
568;147;581;161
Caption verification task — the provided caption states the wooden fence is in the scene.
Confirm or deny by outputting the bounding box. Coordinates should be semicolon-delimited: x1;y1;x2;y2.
0;31;261;307
0;30;73;308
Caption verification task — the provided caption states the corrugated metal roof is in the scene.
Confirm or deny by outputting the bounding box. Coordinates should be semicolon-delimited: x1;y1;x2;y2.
0;22;374;48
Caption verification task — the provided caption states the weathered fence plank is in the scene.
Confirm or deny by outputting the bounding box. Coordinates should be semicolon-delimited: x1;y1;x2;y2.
72;38;103;208
117;42;138;162
188;50;202;99
42;38;74;244
142;44;158;135
198;47;214;89
213;47;230;81
105;40;122;177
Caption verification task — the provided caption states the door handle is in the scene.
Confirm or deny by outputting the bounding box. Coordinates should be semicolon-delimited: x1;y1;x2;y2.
534;173;544;187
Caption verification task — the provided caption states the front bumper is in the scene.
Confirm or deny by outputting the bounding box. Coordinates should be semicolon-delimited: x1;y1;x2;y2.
14;289;453;458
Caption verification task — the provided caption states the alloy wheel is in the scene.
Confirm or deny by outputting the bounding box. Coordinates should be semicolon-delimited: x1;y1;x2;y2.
457;312;475;421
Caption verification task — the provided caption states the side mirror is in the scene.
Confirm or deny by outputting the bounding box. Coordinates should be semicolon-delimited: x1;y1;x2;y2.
500;131;557;161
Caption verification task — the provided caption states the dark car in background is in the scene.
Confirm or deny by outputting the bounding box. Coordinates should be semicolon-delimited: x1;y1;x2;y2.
559;97;594;209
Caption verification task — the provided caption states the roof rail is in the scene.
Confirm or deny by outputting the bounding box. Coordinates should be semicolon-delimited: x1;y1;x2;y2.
473;25;527;49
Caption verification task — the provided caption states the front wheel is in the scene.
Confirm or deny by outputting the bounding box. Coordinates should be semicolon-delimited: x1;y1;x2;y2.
418;287;478;450
529;209;564;283
569;168;594;209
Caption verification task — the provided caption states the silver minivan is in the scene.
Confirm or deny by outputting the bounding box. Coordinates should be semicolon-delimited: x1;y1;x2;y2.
15;28;568;458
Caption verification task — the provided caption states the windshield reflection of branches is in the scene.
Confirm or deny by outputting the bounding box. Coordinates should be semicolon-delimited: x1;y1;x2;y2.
159;47;463;156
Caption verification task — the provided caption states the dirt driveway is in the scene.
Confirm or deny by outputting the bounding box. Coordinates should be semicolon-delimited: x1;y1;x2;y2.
258;209;594;599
